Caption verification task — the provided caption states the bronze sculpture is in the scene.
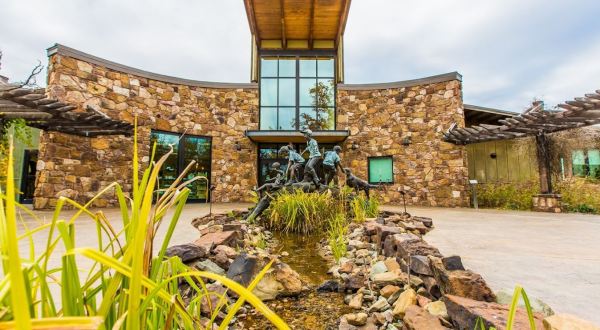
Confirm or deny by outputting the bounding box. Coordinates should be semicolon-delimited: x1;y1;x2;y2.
279;143;305;184
299;128;323;188
343;168;381;198
322;145;344;186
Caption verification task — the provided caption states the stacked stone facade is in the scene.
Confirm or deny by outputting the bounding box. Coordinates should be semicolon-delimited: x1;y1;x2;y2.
35;49;258;208
337;79;468;207
34;45;468;208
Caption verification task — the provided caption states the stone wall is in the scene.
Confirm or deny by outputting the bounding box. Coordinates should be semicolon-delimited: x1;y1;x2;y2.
35;46;259;208
336;76;469;207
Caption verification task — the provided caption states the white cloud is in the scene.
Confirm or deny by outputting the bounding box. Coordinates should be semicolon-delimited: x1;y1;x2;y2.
0;0;597;112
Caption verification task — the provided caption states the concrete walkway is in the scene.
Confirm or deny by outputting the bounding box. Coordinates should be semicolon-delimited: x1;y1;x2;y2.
383;205;600;325
17;203;600;324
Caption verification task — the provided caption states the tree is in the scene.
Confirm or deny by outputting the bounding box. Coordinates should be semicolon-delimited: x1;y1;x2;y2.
300;80;334;130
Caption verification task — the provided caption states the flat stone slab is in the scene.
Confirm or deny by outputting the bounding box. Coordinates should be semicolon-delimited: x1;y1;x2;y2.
193;231;238;251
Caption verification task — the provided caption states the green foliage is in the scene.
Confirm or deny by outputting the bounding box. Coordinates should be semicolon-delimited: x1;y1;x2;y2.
327;213;348;262
476;181;539;210
0;122;289;329
267;189;341;234
350;193;380;222
0;120;32;186
555;178;600;214
474;285;536;330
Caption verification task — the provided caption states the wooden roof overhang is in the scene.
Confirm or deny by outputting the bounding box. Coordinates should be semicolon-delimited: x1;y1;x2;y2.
244;0;351;50
0;85;133;137
444;90;600;145
464;104;518;127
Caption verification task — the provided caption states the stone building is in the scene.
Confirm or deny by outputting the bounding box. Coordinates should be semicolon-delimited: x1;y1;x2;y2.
26;0;500;209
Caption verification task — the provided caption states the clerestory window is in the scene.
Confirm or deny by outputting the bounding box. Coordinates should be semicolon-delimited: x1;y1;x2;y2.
260;56;336;131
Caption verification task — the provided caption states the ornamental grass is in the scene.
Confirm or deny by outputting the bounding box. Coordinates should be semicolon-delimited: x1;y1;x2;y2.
0;120;288;329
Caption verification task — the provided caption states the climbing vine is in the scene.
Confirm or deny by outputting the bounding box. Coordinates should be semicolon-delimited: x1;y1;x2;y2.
0;119;33;186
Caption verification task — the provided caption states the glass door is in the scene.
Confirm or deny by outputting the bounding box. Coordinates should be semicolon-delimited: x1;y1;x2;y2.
20;149;38;204
151;131;212;202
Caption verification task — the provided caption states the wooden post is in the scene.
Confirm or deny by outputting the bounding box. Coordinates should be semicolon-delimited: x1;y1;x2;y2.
535;133;552;193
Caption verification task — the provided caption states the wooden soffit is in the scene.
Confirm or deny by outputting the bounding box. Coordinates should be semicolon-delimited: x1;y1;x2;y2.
244;0;351;50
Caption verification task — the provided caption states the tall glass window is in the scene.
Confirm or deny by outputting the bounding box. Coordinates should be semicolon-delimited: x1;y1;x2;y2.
150;131;212;202
260;56;336;131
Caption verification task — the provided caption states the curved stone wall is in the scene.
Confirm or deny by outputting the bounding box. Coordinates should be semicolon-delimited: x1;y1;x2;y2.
34;46;258;208
336;73;468;207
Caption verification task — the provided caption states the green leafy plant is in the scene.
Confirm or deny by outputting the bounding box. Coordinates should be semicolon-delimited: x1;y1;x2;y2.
555;177;600;214
267;189;340;234
476;181;539;210
473;285;537;330
0;122;289;329
350;193;380;222
327;213;348;262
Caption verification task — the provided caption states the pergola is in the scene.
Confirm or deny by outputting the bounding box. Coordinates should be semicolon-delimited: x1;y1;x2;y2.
444;89;600;194
0;84;133;137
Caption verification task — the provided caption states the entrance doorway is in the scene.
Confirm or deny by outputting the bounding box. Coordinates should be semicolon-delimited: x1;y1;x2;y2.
150;131;212;202
20;149;38;204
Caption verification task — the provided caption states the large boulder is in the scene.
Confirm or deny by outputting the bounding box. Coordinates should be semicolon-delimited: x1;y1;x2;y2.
403;305;447;330
442;294;544;330
226;253;258;286
194;231;239;251
383;233;442;260
165;243;207;263
410;255;433;276
543;313;600;330
430;257;496;302
253;261;304;301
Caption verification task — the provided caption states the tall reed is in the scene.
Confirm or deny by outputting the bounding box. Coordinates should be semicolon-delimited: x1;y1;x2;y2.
0;121;289;329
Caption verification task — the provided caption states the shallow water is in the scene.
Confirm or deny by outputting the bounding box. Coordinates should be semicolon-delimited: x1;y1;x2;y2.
240;232;351;329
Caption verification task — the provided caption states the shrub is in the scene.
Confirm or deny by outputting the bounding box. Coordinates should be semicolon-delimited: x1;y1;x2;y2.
267;189;341;234
0;124;288;329
350;193;380;222
555;178;600;214
476;181;539;210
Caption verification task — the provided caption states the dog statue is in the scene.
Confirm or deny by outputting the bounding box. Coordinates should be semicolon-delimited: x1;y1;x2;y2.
343;168;381;198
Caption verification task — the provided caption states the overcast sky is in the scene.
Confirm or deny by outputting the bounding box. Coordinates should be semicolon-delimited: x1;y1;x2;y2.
1;0;599;112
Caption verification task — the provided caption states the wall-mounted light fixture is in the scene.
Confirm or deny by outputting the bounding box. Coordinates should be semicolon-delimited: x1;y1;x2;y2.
234;141;242;151
402;136;412;146
489;152;497;159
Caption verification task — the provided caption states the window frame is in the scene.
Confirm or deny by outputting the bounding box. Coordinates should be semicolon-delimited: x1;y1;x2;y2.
150;130;213;202
367;156;395;185
258;53;337;131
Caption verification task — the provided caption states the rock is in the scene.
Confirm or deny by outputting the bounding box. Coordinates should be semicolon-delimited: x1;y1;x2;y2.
496;289;554;317
226;253;258;286
165;243;207;263
416;294;432;308
409;255;432;276
421;276;441;299
348;239;370;249
380;285;401;298
372;271;407;287
369;261;388;279
339;315;378;330
345;273;366;291
200;283;228;315
340;261;355;274
369;297;391;312
387;289;403;305
383;233;442;260
355;249;370;259
193;259;225;276
543;313;600;330
349;293;364;309
253;274;282;301
318;280;341;292
442;255;464;271
194;231;239;251
272;262;303;295
214;245;237;258
346;312;369;326
392;288;416;318
403;305;446;330
384;258;401;272
412;216;433;228
430;257;496;302
212;250;230;269
222;222;243;232
425;301;448;319
442;294;544;330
